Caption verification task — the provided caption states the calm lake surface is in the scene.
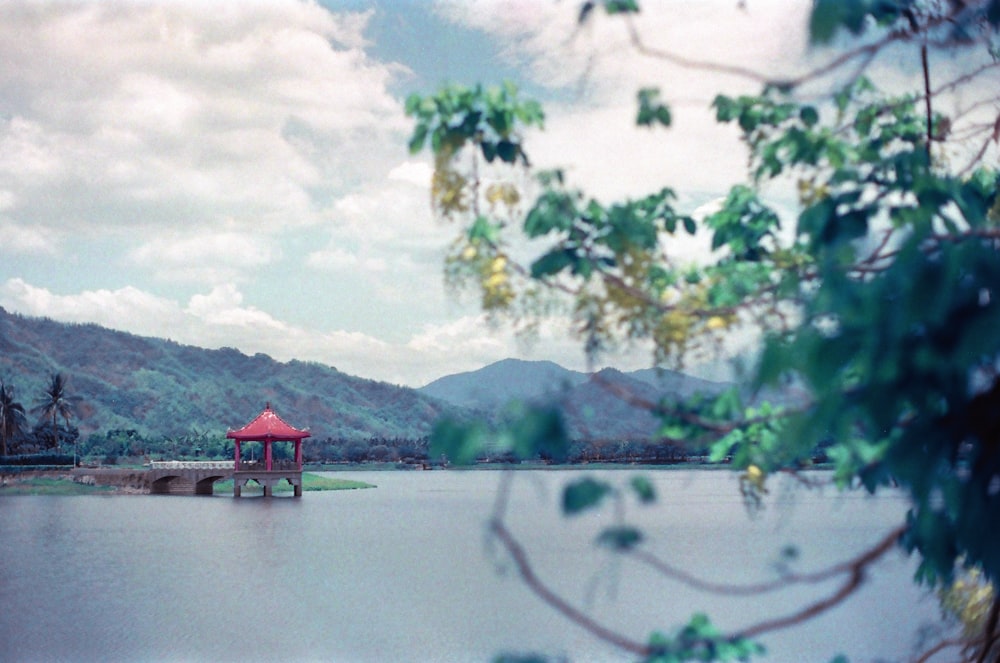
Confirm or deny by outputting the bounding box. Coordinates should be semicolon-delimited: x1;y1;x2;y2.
0;469;942;663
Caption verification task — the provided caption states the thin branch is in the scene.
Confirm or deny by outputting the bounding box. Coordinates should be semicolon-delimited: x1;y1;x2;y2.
618;6;969;92
489;469;906;659
975;597;1000;663
737;524;905;639
959;114;1000;176
489;473;652;657
921;40;933;162
628;524;906;599
932;59;1000;99
912;636;966;663
588;369;808;438
490;519;652;656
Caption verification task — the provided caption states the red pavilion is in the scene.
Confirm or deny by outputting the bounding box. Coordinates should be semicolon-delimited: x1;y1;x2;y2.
226;403;311;497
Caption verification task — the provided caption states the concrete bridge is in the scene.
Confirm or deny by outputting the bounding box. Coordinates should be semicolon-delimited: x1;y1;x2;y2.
147;461;235;495
150;460;304;496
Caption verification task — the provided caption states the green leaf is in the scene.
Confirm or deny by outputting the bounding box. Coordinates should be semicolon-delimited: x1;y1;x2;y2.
596;525;643;551
530;249;575;279
809;0;845;44
800;105;819;127
797;197;835;241
496;139;518;164
509;405;568;462
603;0;639;15
429;418;488;465
493;655;551;663
407;123;428;154
630;475;657;504
562;477;613;515
524;190;577;237
637;87;672;128
809;0;870;44
708;435;737;463
468;216;500;243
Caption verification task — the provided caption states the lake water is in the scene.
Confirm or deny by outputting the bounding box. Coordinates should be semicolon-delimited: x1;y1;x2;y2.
0;469;944;662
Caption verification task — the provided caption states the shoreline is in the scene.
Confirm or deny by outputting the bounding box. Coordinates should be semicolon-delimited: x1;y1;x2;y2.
0;469;375;496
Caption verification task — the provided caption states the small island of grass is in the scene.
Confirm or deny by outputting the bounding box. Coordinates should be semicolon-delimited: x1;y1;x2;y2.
0;476;120;496
214;472;375;495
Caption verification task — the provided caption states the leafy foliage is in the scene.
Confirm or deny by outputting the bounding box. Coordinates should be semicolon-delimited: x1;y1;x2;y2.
409;0;1000;660
430;403;568;465
645;614;763;663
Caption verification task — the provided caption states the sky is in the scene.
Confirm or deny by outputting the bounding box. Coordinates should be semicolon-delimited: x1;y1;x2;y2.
0;0;978;387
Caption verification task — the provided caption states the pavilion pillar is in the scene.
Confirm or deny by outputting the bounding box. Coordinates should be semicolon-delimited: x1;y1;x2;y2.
265;440;273;471
295;440;302;470
234;440;241;472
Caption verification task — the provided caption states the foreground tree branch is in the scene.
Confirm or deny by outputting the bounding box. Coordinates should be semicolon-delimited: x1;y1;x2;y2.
489;470;909;658
628;524;906;599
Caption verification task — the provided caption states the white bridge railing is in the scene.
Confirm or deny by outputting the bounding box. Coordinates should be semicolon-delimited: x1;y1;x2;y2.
149;461;233;470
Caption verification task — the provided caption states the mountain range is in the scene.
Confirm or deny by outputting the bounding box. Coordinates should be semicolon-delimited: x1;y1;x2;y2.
419;358;731;439
0;307;733;442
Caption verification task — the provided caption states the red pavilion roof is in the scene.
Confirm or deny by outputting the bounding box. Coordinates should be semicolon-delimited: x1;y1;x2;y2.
226;403;311;442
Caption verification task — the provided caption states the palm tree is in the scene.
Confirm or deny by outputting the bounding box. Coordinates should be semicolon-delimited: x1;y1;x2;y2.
0;380;26;457
34;373;80;462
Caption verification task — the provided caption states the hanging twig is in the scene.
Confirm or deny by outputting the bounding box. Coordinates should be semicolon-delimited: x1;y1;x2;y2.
737;524;905;638
488;470;908;658
629;524;905;598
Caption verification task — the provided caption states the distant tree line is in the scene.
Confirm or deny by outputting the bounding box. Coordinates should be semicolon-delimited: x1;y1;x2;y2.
76;429;711;468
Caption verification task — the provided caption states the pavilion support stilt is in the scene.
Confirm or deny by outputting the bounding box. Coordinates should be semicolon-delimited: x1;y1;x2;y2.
234;483;242;498
263;484;272;497
294;483;302;497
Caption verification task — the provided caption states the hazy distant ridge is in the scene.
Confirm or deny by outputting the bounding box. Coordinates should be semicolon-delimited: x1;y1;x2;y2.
418;359;731;439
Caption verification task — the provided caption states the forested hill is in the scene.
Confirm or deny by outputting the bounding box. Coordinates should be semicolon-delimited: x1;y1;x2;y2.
0;307;451;440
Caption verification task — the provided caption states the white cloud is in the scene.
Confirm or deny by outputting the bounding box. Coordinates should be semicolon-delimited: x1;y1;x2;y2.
387;161;433;187
0;220;60;256
0;278;186;339
304;172;451;304
185;284;286;329
0;1;408;240
306;246;387;273
127;229;278;284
